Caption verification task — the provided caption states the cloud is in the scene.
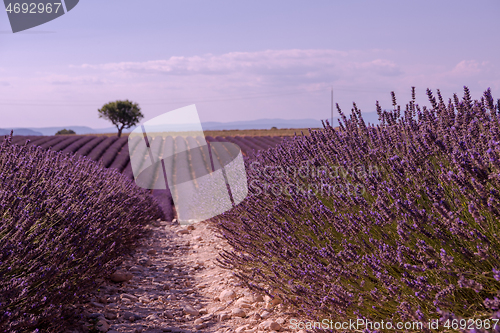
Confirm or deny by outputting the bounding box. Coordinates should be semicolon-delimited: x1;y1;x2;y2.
451;60;489;76
357;59;402;77
4;49;500;128
45;75;108;85
58;50;500;116
76;49;398;82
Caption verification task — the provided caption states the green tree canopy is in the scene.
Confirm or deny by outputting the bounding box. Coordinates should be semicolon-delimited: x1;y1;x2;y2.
98;100;144;137
55;129;76;135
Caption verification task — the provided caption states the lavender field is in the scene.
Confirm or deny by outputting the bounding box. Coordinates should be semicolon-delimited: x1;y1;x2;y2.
214;87;500;332
3;87;500;332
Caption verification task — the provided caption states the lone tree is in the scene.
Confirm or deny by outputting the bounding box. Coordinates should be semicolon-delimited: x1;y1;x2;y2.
55;129;76;135
98;99;144;137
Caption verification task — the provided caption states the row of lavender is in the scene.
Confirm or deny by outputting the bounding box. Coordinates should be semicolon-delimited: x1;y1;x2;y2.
0;135;164;332
4;134;285;166
2;134;286;220
214;87;500;332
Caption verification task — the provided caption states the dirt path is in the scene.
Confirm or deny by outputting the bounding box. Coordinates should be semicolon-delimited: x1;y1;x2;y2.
65;219;307;333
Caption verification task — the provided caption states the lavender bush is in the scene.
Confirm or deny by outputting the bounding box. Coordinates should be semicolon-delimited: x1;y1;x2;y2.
0;134;164;332
213;87;500;332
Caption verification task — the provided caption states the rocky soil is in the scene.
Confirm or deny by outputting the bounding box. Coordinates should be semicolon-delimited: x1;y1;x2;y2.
63;219;309;333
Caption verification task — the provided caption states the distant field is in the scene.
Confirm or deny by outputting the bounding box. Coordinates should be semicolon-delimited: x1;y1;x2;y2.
83;127;325;137
2;134;289;219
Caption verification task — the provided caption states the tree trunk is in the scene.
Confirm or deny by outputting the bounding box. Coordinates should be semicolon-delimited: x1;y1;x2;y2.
117;125;124;138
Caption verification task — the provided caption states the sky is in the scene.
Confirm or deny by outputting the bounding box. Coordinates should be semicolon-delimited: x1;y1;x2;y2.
0;0;499;128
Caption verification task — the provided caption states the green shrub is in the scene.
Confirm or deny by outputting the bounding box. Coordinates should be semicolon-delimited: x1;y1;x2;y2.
55;129;76;135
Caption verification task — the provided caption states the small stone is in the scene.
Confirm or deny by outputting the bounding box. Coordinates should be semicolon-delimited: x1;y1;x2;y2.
193;236;202;241
121;298;132;305
122;311;141;322
91;301;105;308
297;330;307;333
263;293;282;306
235;325;250;333
259;320;281;331
95;318;110;332
235;298;252;308
147;249;157;255
219;290;236;302
183;305;199;316
260;311;271;319
110;270;133;283
193;318;203;325
253;294;264;303
88;313;105;319
146;314;159;321
219;313;230;321
252;302;264;309
138;257;152;266
104;311;117;320
129;266;143;272
270;297;281;306
187;225;195;230
139;296;150;304
200;313;213;321
276;318;285;325
231;308;246;318
177;229;190;235
195;323;207;330
120;294;138;302
164;311;174;319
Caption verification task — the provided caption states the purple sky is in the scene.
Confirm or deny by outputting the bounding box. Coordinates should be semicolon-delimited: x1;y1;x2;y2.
1;0;499;128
